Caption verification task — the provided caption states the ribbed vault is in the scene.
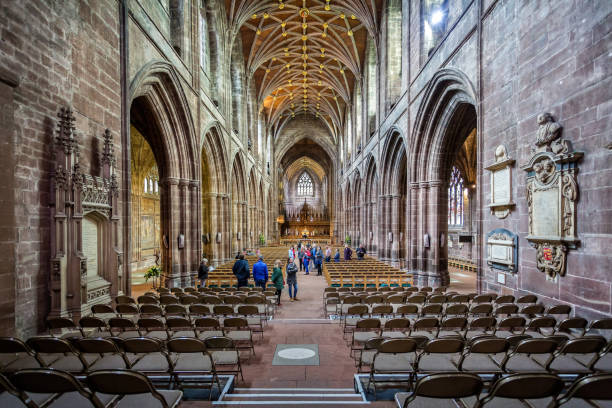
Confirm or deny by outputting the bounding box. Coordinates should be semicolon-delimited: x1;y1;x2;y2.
226;0;382;138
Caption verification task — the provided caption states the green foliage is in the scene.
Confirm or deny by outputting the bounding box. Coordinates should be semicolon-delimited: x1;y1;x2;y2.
259;233;266;245
144;265;161;282
345;235;351;244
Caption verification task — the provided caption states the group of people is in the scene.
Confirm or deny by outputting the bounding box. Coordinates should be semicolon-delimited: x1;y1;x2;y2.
195;243;369;306
229;252;299;305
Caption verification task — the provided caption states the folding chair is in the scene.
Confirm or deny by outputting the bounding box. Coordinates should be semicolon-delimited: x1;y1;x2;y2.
367;338;418;396
394;373;483;408
88;369;183;407
0;337;42;373
223;317;255;357
11;368;112;407
204;336;244;382
475;373;563;407
458;337;508;376
26;337;88;374
557;373;612;407
417;338;464;373
74;337;130;371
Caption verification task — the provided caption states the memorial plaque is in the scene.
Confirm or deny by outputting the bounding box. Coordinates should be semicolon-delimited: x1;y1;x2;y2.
486;228;518;273
485;145;515;219
522;112;582;278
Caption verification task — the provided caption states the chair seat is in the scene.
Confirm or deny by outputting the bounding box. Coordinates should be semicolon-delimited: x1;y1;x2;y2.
87;354;128;371
410;330;437;340
0;355;41;372
130;353;170;372
353;331;378;343
381;331;407;338
197;330;224;340
171;354;212;371
594;354;612;372
465;330;493;340
418;354;460;372
115;390;182;408
226;331;251;341
460;353;504;373
437;330;464;339
41;354;86;372
169;330;196;338
496;354;547;372
373;353;415;372
116;331;141;339
211;350;239;365
0;391;54;407
140;331;168;341
48;391;117;408
394;393;461;408
546;355;593;373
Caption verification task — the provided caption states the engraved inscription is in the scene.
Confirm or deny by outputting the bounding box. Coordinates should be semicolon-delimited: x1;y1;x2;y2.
492;167;510;203
532;189;559;237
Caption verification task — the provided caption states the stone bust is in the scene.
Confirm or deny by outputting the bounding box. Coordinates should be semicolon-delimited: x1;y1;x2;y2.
535;113;562;148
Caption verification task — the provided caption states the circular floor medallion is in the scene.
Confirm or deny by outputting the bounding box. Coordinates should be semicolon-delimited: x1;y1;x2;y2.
277;347;316;360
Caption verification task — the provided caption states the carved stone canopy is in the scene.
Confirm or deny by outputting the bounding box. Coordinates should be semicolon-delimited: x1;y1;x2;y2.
522;113;583;279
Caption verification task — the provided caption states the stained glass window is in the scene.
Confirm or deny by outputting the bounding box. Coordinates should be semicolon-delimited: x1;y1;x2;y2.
297;172;313;196
448;166;464;227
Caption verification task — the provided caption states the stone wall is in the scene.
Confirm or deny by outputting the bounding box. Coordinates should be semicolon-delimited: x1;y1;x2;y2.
0;0;122;337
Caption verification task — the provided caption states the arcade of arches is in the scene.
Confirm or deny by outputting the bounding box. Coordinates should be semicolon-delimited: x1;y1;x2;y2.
1;0;612;389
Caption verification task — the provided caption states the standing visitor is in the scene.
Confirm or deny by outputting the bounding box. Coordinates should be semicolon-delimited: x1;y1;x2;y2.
252;255;269;290
303;247;311;275
271;259;284;306
232;254;250;288
357;245;367;260
286;258;299;301
334;249;341;262
315;246;323;276
325;246;332;262
298;247;305;271
198;257;209;287
288;246;295;262
344;244;353;261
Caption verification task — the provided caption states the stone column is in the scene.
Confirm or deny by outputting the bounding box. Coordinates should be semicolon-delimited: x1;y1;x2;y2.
162;177;181;287
189;180;200;286
390;194;400;267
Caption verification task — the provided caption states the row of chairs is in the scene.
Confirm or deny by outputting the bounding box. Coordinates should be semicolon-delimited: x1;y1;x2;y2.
41;316;257;355
90;302;269;325
1;369;184;408
343;316;609;344
359;337;612;395
393;372;612;408
329;299;560;319
1;335;244;385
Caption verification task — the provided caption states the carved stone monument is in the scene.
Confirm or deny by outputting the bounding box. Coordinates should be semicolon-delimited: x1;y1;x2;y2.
485;144;515;219
50;108;121;320
486;228;518;273
522;113;582;279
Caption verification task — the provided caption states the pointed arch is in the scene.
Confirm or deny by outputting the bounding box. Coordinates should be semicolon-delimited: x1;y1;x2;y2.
130;60;197;181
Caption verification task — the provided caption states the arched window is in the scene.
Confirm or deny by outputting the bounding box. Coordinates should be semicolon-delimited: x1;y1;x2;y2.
297;173;313;196
448;166;464;227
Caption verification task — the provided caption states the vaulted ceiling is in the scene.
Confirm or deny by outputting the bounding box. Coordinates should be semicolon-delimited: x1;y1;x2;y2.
225;0;382;139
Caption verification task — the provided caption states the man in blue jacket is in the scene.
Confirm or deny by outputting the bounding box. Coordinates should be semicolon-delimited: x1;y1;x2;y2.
252;255;269;290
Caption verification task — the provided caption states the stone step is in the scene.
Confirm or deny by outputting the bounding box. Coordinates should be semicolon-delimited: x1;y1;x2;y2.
214;387;370;406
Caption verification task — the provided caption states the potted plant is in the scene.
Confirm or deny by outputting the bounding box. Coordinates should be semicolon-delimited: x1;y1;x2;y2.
144;265;161;289
345;235;352;245
259;233;266;246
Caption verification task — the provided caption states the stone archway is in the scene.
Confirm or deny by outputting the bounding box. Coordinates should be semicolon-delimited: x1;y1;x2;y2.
380;129;408;267
230;153;247;254
409;68;479;288
201;124;229;265
128;61;199;289
364;155;379;254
